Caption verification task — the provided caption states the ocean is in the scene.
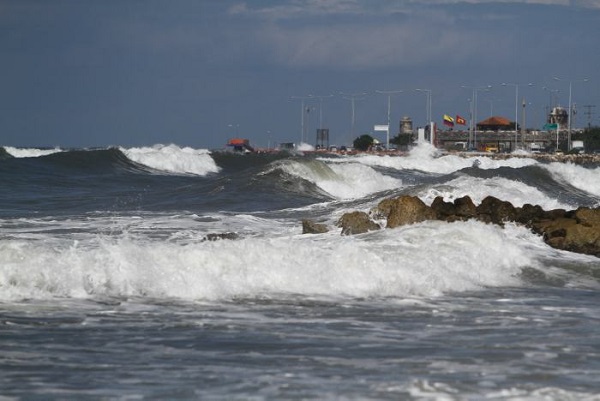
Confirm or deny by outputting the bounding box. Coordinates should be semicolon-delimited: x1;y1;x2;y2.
1;143;599;400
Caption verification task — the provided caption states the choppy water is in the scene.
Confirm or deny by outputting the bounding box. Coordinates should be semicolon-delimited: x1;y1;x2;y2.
1;143;600;400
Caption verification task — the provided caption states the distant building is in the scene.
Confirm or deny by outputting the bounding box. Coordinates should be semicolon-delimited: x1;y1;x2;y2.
227;138;255;152
548;107;568;126
400;116;413;134
476;116;516;131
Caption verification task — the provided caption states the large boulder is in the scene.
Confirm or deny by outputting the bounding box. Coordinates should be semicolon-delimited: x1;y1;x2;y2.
337;211;380;235
430;196;456;219
379;195;437;229
454;196;477;219
476;196;518;226
430;196;476;222
302;219;329;234
531;208;600;256
515;203;546;225
575;207;600;227
305;192;600;258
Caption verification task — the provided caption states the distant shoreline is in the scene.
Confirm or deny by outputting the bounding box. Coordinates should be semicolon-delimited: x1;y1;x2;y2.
229;147;600;164
453;151;600;164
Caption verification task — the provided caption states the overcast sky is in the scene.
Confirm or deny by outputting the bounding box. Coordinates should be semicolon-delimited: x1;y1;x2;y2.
1;0;600;149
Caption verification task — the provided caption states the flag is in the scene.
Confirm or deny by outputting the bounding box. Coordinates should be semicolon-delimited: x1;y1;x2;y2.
443;114;454;127
456;115;467;125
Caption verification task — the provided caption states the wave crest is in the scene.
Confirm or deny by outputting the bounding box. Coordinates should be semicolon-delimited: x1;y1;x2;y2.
120;144;220;176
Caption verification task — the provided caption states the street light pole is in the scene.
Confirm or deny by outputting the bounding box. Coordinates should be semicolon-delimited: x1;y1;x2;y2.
462;85;491;151
376;90;403;149
415;89;432;125
290;96;313;145
340;92;367;146
502;83;533;151
308;94;334;129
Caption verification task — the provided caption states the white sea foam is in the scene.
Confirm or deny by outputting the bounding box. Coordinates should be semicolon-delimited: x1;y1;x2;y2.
120;144;220;176
279;159;402;200
404;379;600;401
329;143;538;174
296;142;315;151
4;146;63;158
544;162;600;199
421;175;574;210
0;219;545;302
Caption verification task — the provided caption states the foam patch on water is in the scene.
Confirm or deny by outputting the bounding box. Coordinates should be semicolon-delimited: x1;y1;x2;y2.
544;162;600;199
120;144;220;176
0;220;541;301
277;159;402;200
327;143;538;175
421;175;573;210
4;147;63;158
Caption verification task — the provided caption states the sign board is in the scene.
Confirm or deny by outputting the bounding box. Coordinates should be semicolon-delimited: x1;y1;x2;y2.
543;123;558;130
374;125;389;132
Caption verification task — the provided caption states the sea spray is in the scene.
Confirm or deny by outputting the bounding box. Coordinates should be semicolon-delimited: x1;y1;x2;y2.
421;175;573;210
327;142;538;175
120;144;220;176
4;146;63;158
544;162;600;199
273;158;402;200
0;219;540;301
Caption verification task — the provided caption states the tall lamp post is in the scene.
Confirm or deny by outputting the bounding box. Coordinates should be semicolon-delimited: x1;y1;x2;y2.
483;97;502;117
308;94;334;130
461;85;491;150
375;89;403;149
553;77;589;150
290;96;315;145
340;92;367;146
502;83;533;151
415;89;432;126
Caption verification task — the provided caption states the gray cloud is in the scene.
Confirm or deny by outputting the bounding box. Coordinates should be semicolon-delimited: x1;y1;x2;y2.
252;20;506;70
228;0;599;21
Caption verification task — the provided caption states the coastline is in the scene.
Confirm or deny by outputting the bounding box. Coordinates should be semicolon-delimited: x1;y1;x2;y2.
301;148;600;164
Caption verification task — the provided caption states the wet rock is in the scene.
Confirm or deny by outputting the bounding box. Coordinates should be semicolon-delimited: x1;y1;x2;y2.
382;195;437;229
575;207;600;227
203;232;239;241
515;203;546;225
337;211;380;235
454;196;477;219
530;210;600;256
476;196;517;226
319;193;600;257
431;196;455;219
302;219;329;234
430;196;476;222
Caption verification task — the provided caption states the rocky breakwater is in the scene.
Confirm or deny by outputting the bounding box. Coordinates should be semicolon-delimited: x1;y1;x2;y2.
302;195;600;258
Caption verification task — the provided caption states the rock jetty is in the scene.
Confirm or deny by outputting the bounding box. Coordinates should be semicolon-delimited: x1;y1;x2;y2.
302;195;600;258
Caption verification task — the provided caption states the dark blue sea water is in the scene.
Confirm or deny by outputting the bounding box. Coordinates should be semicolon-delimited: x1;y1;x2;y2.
1;144;600;400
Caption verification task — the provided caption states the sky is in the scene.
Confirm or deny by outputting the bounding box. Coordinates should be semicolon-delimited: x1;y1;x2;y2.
1;0;600;149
